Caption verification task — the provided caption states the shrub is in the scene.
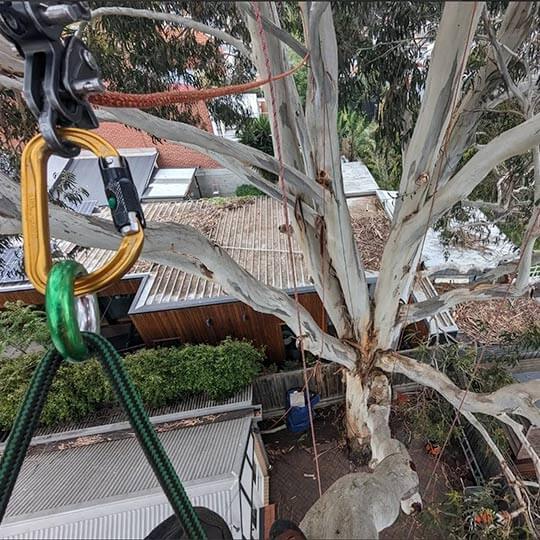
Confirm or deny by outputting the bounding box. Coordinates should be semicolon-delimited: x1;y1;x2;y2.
182;338;262;399
0;339;263;430
237;115;273;155
0;353;112;429
0;301;50;355
235;184;264;197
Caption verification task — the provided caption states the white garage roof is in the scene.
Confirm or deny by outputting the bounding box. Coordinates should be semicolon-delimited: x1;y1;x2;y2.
142;168;196;201
342;160;379;197
47;148;158;206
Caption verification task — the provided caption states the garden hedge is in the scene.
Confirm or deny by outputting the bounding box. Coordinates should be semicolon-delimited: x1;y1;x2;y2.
0;338;263;430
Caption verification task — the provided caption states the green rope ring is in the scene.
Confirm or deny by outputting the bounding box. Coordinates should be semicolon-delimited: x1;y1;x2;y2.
45;260;89;361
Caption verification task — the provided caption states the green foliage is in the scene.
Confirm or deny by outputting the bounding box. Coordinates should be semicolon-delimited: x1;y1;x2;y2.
0;336;263;430
404;345;514;449
331;2;441;145
0;90;37;174
48;170;89;210
235;184;264;197
421;480;527;539
85;1;253;128
501;325;540;352
174;339;262;398
0;352;111;429
338;109;375;161
0;301;50;355
443;100;536;249
237;115;274;156
337;109;401;189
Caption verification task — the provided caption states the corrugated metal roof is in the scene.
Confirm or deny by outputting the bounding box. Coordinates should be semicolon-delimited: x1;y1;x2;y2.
142;168;196;201
342;161;379;197
1;489;235;540
3;415;251;521
0;246;24;284
131;197;309;312
29;386;253;441
74;199;98;215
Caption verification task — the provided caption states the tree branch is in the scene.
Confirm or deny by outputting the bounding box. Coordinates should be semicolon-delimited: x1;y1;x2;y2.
0;34;23;76
86;6;252;59
0;73;22;91
435;2;538;184
236;1;308;58
0;173;356;369
428;113;540;226
461;410;535;532
241;4;362;343
400;2;483;195
302;1;371;343
516;145;540;289
377;352;540;426
373;2;484;348
400;282;536;325
425;253;540;282
483;9;527;109
95;108;322;216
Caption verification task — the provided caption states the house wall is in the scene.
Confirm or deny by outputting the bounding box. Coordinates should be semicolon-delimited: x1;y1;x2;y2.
130;291;326;363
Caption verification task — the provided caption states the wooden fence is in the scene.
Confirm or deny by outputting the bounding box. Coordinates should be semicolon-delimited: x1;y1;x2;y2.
253;363;345;417
253;348;540;417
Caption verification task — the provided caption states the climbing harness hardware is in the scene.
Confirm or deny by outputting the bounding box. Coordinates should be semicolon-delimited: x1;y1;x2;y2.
0;1;103;157
0;3;211;537
21;128;145;296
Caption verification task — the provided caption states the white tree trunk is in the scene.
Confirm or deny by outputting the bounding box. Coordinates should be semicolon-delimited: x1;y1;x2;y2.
301;374;420;539
345;371;370;444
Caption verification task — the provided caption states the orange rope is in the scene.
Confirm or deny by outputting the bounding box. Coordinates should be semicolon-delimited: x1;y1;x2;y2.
89;54;308;108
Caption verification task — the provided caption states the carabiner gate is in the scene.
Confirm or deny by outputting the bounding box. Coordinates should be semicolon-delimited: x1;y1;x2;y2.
21;128;145;296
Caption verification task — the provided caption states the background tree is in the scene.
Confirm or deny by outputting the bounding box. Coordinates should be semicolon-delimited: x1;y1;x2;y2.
0;2;539;537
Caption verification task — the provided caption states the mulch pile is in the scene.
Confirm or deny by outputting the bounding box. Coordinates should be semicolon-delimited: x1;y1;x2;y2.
350;201;391;270
453;297;540;344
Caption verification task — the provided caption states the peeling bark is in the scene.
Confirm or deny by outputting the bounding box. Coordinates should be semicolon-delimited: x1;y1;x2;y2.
303;4;371;342
0;2;539;537
373;3;484;349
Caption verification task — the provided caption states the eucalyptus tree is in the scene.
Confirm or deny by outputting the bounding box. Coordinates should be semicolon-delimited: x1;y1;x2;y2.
0;2;539;537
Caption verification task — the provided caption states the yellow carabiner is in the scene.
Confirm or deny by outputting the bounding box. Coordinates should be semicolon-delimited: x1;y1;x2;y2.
21;128;144;296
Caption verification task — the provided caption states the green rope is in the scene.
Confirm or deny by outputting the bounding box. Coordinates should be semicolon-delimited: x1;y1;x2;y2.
0;259;205;537
0;335;205;539
0;349;63;519
83;332;206;539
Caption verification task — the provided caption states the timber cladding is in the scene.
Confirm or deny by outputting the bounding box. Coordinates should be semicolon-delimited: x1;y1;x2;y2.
130;291;326;363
